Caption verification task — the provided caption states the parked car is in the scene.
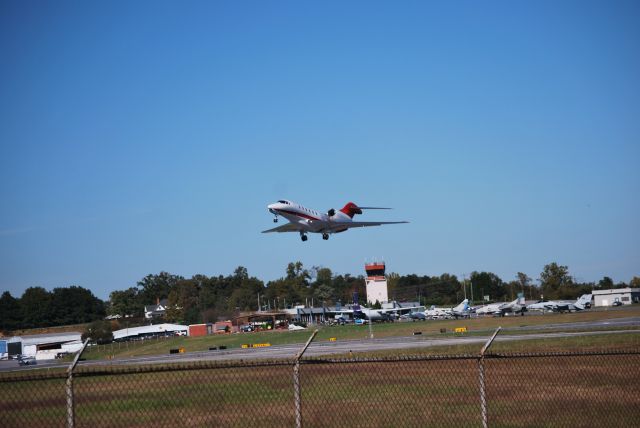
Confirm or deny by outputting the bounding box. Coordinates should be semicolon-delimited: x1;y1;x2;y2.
240;324;254;332
18;356;36;366
612;301;622;307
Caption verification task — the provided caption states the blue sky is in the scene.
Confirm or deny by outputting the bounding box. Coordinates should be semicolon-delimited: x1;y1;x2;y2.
1;1;638;300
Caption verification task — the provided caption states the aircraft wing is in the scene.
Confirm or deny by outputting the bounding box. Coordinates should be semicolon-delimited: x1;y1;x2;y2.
261;223;303;233
328;221;408;230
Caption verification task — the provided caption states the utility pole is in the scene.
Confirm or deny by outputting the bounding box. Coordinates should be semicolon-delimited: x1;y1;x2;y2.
463;274;467;300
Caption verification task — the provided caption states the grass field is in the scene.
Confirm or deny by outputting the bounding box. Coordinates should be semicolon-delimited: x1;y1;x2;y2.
80;305;640;361
1;350;639;427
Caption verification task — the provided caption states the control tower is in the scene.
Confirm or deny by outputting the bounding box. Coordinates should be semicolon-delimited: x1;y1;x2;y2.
365;261;388;304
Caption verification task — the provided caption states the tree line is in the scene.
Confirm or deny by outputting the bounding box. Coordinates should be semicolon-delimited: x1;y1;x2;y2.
1;262;638;332
0;286;105;332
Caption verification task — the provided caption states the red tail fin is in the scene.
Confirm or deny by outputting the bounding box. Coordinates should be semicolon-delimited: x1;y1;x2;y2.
340;202;362;218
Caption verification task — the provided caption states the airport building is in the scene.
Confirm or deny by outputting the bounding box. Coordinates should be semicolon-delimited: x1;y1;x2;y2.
112;323;188;341
365;261;388;304
3;332;83;360
592;288;640;307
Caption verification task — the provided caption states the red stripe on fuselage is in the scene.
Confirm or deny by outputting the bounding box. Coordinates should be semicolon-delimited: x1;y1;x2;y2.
273;208;321;222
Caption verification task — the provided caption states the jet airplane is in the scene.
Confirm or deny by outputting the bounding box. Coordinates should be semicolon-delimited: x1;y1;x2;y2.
476;297;526;317
424;299;470;319
526;294;592;313
263;200;408;241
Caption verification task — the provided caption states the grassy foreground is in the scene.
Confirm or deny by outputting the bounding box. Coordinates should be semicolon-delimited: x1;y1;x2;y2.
2;347;639;427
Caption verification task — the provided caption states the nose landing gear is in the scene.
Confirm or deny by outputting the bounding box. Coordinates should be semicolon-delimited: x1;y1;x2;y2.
269;209;279;223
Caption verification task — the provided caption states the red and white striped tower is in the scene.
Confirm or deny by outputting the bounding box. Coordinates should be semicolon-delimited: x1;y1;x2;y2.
365;261;388;304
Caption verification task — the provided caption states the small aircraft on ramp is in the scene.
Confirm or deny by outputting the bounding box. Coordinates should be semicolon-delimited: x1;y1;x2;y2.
263;200;408;241
424;299;470;319
476;297;526;317
526;294;592;313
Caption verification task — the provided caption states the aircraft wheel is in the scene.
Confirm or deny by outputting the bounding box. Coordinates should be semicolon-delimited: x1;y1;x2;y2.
322;233;329;240
301;234;308;242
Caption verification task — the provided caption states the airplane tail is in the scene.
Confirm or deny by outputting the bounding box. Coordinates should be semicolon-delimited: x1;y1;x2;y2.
574;294;592;310
454;299;469;313
340;202;392;218
340;202;362;218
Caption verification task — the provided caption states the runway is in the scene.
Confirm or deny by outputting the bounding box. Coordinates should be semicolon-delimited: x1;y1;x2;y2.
2;317;638;372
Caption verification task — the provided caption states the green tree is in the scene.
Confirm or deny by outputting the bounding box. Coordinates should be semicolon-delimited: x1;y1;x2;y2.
137;272;183;305
50;286;105;326
630;277;640;288
515;272;532;297
470;272;505;302
166;279;200;324
597;276;614;290
265;262;311;308
310;267;334;305
108;287;142;318
313;283;335;304
286;261;308;281
387;272;400;301
20;287;53;328
228;267;264;312
329;273;364;305
0;291;22;332
540;262;573;299
82;320;113;344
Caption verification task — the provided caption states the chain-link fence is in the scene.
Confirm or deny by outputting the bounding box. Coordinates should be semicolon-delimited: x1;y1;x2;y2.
1;350;639;427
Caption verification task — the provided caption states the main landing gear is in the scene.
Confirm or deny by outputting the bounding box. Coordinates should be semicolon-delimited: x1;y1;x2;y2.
300;232;308;242
322;233;329;240
273;215;278;223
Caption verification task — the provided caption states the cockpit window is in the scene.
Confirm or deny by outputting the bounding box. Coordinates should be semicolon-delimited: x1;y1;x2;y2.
278;200;289;204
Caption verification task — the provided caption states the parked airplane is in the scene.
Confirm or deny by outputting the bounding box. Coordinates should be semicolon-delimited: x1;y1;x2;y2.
526;294;592;313
476;298;526;317
353;306;392;322
288;323;307;331
404;311;426;321
424;299;470;319
333;305;397;322
263;200;408;241
475;302;504;316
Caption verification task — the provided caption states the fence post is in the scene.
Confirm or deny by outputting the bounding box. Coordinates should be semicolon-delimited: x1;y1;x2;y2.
479;327;501;428
293;330;318;428
66;339;90;428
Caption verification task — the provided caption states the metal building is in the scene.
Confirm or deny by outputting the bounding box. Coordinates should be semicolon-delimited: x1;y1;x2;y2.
112;323;188;341
592;288;640;307
16;332;83;360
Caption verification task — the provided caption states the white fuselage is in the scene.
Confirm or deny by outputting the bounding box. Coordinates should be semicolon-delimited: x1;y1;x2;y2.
526;294;591;312
268;200;351;233
264;199;406;241
424;299;469;319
